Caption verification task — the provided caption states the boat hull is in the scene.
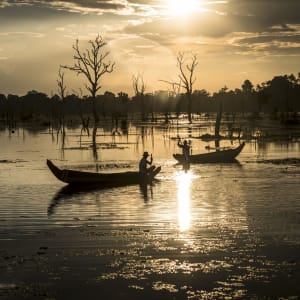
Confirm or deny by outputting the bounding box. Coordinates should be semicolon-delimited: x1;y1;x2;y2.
47;159;161;186
173;142;245;164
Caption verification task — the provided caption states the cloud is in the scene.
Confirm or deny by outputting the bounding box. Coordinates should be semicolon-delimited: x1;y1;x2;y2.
0;0;157;16
0;31;44;38
223;0;300;29
1;0;300;95
124;3;300;39
3;0;299;35
230;31;300;57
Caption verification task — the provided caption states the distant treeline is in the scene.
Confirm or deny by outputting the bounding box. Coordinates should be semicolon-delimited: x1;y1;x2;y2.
1;74;300;125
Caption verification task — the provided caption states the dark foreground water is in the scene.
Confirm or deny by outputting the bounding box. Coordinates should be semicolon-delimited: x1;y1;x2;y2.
0;120;300;299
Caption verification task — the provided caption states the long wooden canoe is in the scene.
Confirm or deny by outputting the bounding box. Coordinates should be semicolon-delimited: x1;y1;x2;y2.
173;142;245;164
47;159;161;186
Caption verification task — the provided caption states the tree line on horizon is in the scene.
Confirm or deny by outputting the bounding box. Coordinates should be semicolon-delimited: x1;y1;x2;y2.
1;72;300;126
0;35;299;127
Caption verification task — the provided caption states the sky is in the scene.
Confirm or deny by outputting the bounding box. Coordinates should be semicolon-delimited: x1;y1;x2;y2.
0;0;300;97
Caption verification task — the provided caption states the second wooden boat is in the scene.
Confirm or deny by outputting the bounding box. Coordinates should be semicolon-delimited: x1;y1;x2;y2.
173;142;245;164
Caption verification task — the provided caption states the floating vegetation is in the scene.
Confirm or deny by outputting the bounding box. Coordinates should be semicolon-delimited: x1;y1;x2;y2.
152;281;178;293
99;258;233;281
0;159;15;163
128;285;144;290
0;159;26;163
97;143;129;150
61;146;90;150
257;158;300;165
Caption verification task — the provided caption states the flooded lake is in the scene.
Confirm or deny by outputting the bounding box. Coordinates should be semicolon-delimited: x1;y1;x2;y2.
1;118;300;299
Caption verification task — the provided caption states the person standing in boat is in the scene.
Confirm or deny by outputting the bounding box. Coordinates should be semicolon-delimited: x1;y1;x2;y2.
178;139;191;163
139;151;154;175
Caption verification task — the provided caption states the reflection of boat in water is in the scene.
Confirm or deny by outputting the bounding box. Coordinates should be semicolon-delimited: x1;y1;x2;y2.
46;159;161;186
47;184;88;215
47;184;114;215
48;180;156;215
173;142;245;164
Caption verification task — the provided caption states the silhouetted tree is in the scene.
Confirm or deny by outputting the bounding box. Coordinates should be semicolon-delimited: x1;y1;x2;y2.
56;67;67;140
256;84;270;113
118;92;129;103
21;90;50;118
213;86;227;139
161;52;198;123
241;79;254;116
56;67;67;123
132;72;147;121
0;94;6;116
266;76;291;113
117;92;130;124
57;67;67;101
192;89;210;114
61;34;115;123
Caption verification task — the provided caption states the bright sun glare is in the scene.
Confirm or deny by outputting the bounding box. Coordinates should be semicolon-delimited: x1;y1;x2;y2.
164;0;203;16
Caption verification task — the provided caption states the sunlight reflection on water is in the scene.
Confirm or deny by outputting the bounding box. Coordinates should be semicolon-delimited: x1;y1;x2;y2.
176;170;198;232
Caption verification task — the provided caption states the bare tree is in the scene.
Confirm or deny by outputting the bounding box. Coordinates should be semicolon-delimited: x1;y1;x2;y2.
161;52;198;123
132;72;147;121
214;86;227;140
57;67;67;101
56;67;66;120
241;79;254;117
56;67;67;143
61;34;115;123
132;72;146;96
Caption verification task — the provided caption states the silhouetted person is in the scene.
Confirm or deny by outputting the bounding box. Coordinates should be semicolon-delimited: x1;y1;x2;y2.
178;140;191;163
139;151;154;175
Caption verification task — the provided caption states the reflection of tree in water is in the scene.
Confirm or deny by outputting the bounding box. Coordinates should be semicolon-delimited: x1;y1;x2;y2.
54;115;132;170
57;125;66;160
56;66;67;159
121;119;129;135
136;125;155;154
92;124;99;163
93;118;131;166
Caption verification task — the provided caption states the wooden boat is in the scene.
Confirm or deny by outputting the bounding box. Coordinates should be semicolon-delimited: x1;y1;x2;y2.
173;142;245;164
47;159;161;186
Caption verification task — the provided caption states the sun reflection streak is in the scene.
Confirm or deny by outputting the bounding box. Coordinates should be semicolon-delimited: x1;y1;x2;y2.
176;171;194;232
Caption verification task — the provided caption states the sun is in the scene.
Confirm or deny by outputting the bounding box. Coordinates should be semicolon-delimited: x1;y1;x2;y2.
163;0;204;17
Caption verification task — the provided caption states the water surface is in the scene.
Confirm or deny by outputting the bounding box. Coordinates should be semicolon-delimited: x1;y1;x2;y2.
0;122;299;299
